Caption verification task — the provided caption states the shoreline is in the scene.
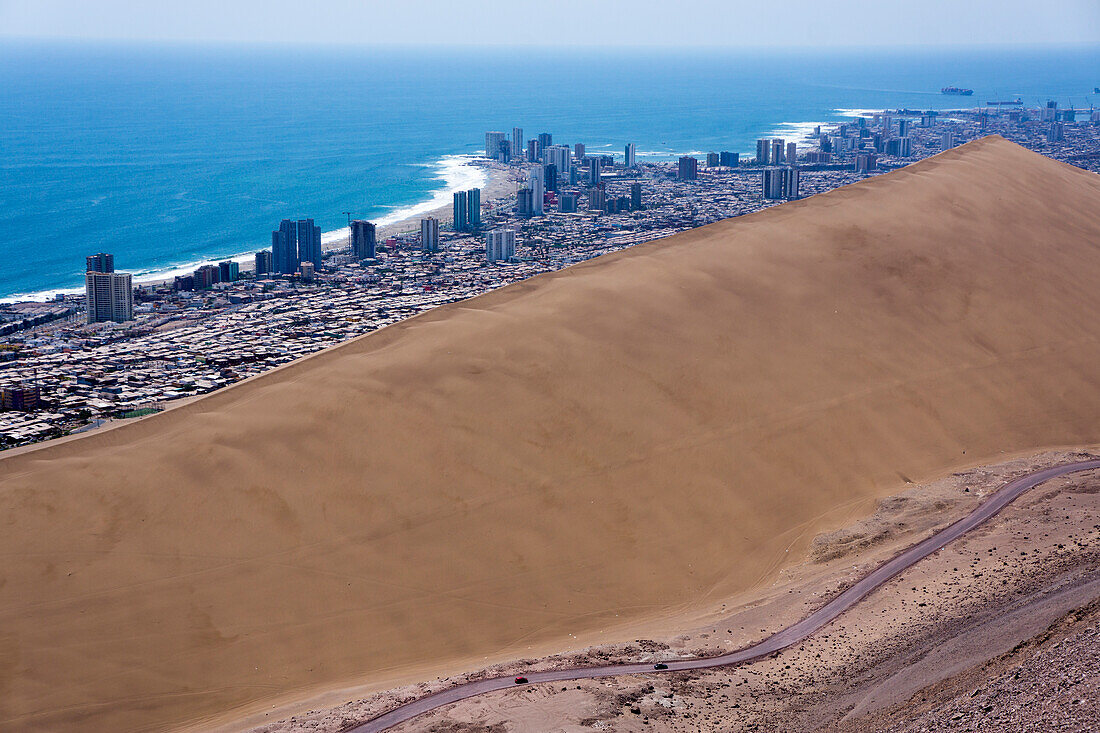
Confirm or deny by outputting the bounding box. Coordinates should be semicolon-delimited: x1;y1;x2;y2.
0;155;518;305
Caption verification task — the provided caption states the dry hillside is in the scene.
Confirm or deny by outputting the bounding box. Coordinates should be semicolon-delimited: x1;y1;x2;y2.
2;136;1100;732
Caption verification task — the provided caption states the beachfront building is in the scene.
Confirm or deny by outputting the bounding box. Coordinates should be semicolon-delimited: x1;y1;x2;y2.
537;132;552;151
771;139;785;165
574;143;585;160
297;219;322;272
625;143;636;168
350;220;376;260
511;127;523;157
719;151;739;167
420;217;440;253
486;229;515;263
453;191;469;231
787;142;798;166
272;220;298;274
526;139;540;163
86;253;114;273
272;219;321;275
678;156;698;181
485;131;506;159
467;188;481;229
706;152;720;167
85;270;133;324
756;138;770;164
254;249;273;275
218;261;239;283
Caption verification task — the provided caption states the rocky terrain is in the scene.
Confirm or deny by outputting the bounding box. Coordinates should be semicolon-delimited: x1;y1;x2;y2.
236;450;1100;733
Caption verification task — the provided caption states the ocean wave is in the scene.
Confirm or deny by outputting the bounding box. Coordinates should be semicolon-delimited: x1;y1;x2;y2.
1;154;488;304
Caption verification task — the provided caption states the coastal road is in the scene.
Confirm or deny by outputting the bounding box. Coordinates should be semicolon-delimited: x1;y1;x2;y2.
345;458;1100;733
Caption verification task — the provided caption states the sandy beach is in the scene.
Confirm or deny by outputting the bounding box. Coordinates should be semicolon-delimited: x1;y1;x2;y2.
2;137;1100;733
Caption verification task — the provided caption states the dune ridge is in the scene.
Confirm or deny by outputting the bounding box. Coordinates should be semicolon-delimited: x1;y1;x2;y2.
2;136;1100;732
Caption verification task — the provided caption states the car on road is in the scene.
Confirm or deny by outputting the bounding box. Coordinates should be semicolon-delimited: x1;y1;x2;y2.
653;663;668;670
514;676;528;684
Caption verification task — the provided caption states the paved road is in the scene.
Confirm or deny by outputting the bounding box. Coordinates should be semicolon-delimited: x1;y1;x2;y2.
346;458;1100;732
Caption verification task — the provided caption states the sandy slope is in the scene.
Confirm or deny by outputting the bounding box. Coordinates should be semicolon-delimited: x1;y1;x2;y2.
2;136;1100;732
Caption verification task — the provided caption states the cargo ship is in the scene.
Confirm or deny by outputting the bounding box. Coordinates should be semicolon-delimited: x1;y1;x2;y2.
986;98;1022;106
941;87;974;96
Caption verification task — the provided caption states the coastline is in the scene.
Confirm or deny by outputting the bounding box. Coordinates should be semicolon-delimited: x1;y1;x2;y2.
0;155;518;304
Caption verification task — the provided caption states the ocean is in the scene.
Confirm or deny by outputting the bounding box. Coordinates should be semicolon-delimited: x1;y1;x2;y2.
1;42;1097;302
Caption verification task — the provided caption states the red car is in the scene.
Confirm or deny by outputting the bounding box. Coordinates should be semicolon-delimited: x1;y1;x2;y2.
514;676;529;684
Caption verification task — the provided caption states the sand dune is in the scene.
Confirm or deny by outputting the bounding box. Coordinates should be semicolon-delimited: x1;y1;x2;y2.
2;136;1100;732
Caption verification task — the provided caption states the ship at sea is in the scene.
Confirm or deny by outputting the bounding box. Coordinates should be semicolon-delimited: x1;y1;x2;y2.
987;98;1023;106
942;87;974;95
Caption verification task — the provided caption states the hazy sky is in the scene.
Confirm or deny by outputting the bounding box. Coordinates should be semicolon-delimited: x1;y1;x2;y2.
1;0;1097;47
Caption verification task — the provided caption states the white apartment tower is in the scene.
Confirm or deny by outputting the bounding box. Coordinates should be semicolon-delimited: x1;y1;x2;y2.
85;271;133;324
486;229;516;262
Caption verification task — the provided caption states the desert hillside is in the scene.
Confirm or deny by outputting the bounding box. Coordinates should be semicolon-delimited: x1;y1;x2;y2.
2;136;1100;732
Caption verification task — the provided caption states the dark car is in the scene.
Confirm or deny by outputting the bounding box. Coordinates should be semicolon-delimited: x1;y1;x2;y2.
514;676;529;684
653;663;668;670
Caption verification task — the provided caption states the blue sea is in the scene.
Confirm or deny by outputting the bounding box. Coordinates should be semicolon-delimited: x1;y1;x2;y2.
1;42;1098;302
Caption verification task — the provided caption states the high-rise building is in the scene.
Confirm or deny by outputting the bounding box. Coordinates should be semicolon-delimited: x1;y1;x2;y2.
526;139;540;162
218;260;239;283
486;229;516;262
763;167;799;200
453;191;469;231
193;264;219;289
630;182;643;211
299;261;315;280
677;156;698;180
719;151;739;167
543;163;558;192
885;136;912;157
940;132;956;150
853;153;877;172
1047;121;1065;143
706;152;720;167
86;253;114;273
756;138;771;164
467;188;481;229
537;132;553;151
255;249;274;275
898;119;910;137
587;183;606;211
786;142;798;166
543;145;570;175
297;219;322;271
881;115;893;137
763;168;784;199
85;270;133;324
559;192;579;213
624;142;636;168
529;167;545;215
272;219;298;274
420;217;440;252
517;187;534;217
587;157;602;185
771;138;785;165
512;127;523;157
574;143;585;160
485;131;506;158
350;220;377;259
